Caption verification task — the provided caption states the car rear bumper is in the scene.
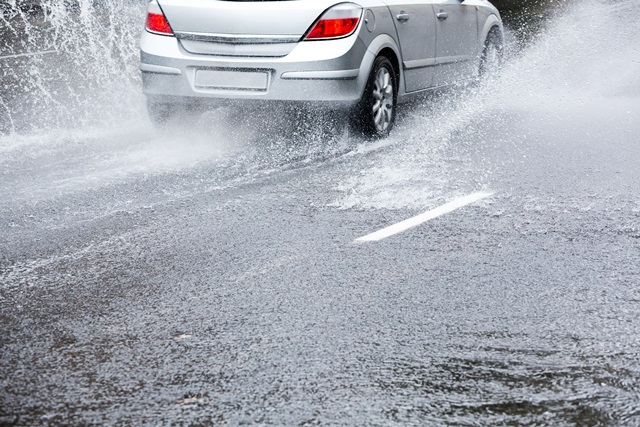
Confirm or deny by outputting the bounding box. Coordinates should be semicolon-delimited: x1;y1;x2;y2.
139;30;373;107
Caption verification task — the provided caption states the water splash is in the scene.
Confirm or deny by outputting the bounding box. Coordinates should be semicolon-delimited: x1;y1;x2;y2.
0;0;360;188
333;0;640;210
0;0;146;134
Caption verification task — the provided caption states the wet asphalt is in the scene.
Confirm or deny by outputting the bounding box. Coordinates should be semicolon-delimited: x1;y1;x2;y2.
2;1;640;425
2;93;639;425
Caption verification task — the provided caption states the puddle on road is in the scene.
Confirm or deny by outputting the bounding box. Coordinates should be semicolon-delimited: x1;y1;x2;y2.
0;107;363;214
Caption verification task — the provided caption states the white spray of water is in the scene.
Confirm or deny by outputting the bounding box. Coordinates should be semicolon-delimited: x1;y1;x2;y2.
333;0;640;210
0;1;243;204
0;0;146;134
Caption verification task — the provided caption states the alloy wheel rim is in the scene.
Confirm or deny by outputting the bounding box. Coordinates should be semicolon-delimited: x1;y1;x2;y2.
372;67;394;132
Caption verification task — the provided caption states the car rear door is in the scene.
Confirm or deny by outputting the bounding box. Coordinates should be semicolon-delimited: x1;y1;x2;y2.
432;0;478;86
383;0;437;93
156;0;343;57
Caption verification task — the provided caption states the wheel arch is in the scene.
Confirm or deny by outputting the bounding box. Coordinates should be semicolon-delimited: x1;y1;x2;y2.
378;47;401;90
479;14;504;52
356;34;403;99
476;15;503;74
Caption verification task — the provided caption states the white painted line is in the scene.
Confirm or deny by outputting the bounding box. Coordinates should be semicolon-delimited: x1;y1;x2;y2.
355;191;495;242
0;50;57;60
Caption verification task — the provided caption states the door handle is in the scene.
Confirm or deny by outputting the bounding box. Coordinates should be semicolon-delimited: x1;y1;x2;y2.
396;12;409;22
437;11;448;20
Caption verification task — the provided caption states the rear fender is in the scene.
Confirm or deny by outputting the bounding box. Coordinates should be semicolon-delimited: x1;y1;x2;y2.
479;14;503;53
357;34;403;98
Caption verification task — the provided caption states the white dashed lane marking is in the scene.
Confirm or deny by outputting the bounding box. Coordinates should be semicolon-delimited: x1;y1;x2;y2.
355;191;495;242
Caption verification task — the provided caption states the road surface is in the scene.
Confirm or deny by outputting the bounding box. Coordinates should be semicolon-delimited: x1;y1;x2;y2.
1;0;639;425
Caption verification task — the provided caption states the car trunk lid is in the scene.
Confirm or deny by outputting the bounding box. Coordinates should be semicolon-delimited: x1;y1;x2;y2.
156;0;341;57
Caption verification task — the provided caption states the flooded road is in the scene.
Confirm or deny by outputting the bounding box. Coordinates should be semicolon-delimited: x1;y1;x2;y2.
2;0;640;425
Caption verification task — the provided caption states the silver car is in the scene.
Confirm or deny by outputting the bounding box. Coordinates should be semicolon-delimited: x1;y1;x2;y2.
140;0;503;137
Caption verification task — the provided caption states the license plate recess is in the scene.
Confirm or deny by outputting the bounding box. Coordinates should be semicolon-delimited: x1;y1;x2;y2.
195;69;269;91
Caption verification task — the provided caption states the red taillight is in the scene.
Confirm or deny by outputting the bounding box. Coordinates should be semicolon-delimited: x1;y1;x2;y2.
305;3;362;41
306;18;360;40
146;12;173;36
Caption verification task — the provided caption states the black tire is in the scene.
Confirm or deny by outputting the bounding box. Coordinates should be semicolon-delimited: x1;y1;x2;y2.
351;55;398;139
479;28;503;78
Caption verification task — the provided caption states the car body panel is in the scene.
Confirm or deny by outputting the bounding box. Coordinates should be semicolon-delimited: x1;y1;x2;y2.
157;0;340;36
158;0;349;57
432;0;479;85
384;0;438;93
141;0;502;107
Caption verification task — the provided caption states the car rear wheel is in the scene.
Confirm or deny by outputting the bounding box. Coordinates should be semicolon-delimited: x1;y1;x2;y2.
352;56;397;139
479;28;503;78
